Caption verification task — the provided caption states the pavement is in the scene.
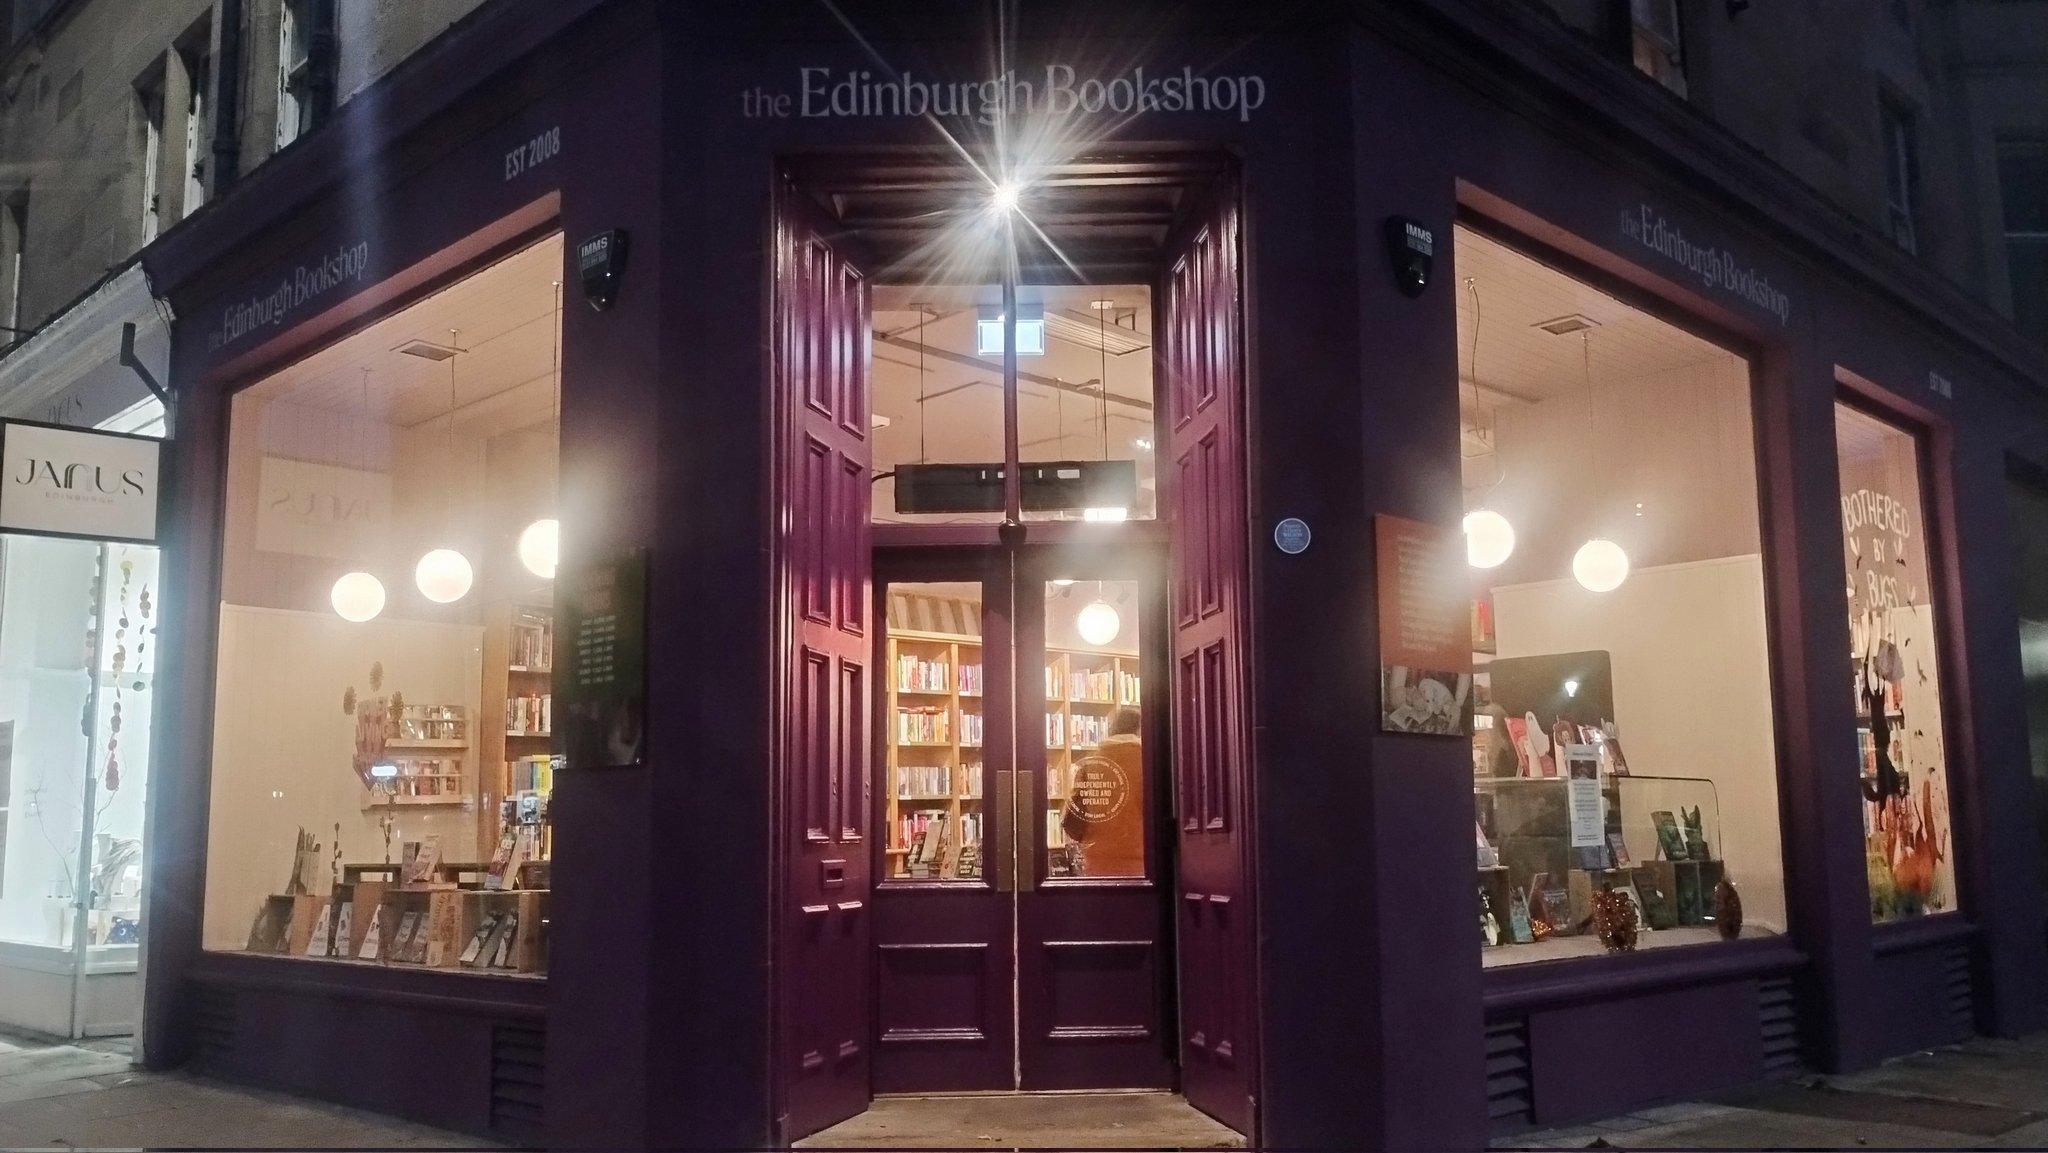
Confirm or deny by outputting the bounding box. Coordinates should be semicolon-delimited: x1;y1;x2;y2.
1501;1031;2048;1150
0;1025;2042;1150
0;1032;483;1149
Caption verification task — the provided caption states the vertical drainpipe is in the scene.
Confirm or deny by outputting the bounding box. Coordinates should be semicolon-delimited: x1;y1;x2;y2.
211;0;244;192
307;0;337;125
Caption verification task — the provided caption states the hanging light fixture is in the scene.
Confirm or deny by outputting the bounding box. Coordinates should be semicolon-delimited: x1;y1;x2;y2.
1463;509;1516;569
416;328;474;603
1572;539;1631;593
333;368;386;622
1571;330;1630;592
331;572;386;623
1462;277;1515;570
416;548;474;604
518;518;559;579
1076;598;1122;647
517;282;566;581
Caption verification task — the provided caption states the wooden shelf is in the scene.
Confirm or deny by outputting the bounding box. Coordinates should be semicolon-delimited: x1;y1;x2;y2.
385;738;468;751
363;795;466;810
508;665;552;675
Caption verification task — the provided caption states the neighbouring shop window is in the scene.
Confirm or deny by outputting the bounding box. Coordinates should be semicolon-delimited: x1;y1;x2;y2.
1457;225;1787;964
203;233;562;976
1837;402;1956;922
871;285;1156;524
2004;469;2048;907
1997;140;2048;347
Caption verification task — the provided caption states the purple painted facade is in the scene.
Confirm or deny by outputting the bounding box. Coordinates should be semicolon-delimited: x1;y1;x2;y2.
134;2;2048;1150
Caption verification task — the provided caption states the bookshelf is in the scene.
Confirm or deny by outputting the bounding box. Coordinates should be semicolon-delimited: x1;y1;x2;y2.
883;629;1139;881
481;604;555;858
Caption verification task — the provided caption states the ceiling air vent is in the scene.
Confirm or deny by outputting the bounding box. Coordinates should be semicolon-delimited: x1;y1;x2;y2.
393;339;461;361
1532;314;1600;337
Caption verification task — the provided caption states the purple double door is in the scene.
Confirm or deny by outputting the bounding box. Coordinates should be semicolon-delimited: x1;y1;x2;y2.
870;547;1176;1095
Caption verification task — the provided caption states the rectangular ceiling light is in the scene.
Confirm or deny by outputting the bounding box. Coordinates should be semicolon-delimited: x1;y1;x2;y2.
1532;314;1600;337
393;338;461;361
1042;309;1150;356
975;306;1046;358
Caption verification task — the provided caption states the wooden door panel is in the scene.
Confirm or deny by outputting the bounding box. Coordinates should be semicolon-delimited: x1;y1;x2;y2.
776;183;874;1141
1164;186;1256;1135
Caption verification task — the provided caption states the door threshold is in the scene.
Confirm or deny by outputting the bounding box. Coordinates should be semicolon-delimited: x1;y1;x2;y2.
873;1088;1176;1099
797;1091;1244;1150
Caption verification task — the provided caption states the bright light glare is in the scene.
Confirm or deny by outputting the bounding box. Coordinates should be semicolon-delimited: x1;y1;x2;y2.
1083;507;1129;523
992;182;1021;214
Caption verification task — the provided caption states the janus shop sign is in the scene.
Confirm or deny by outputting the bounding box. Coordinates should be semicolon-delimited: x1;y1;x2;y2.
0;421;161;545
743;64;1268;124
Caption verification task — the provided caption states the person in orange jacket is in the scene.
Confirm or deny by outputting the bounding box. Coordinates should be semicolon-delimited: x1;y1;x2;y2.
1062;707;1145;877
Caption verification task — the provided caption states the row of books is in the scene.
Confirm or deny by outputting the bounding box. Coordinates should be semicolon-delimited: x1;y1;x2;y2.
507;693;552;736
512;613;555;669
385;757;460;797
897;706;951;745
896;765;952;797
895;654;952;693
961;712;984;747
1065;669;1142;704
1071;714;1111;748
510;755;555;794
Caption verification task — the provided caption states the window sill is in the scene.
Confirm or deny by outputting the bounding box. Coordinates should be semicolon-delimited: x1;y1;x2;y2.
1482;931;1805;1017
1870;910;1975;957
194;950;545;1019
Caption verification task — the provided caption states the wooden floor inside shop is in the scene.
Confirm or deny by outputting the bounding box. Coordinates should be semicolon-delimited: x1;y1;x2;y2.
796;1091;1245;1150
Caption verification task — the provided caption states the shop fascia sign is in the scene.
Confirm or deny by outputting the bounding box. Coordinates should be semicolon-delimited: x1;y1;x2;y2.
0;419;161;544
743;63;1268;124
1621;204;1791;327
207;239;372;354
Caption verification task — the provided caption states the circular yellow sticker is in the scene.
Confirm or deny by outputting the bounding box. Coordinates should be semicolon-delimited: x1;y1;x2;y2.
1068;753;1130;824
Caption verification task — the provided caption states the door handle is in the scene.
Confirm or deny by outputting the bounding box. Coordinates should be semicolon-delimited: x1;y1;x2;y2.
1017;770;1036;894
994;770;1015;893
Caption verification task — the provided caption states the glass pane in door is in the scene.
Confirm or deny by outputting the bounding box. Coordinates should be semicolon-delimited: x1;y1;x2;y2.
883;582;986;881
1044;579;1144;878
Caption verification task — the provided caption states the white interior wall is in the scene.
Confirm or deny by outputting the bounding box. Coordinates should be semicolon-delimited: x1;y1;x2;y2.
1493;554;1788;934
203;605;482;950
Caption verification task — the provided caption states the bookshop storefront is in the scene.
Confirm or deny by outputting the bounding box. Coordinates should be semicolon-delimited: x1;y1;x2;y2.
136;1;2048;1150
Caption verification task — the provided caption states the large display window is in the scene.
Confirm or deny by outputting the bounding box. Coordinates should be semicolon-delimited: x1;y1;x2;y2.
1457;225;1787;964
1835;401;1957;922
202;234;562;976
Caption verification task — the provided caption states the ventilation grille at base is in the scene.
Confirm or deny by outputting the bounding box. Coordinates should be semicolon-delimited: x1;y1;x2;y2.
490;1021;545;1142
188;985;237;1065
1758;976;1803;1077
1942;941;1974;1037
1486;1017;1533;1131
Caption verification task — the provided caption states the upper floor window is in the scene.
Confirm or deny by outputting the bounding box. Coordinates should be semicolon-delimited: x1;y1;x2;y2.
182;47;210;216
0;199;24;338
1881;100;1921;255
1629;0;1687;97
276;0;317;149
1997;140;2048;346
138;81;164;245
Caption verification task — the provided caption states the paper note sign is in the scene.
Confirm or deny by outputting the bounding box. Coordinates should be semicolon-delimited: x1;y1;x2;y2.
1376;514;1474;736
0;420;160;544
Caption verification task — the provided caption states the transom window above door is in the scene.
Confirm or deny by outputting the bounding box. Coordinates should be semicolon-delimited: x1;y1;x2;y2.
870;283;1156;524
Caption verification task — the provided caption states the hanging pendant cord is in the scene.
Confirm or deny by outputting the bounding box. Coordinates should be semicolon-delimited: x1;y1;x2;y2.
1098;304;1109;462
917;306;928;465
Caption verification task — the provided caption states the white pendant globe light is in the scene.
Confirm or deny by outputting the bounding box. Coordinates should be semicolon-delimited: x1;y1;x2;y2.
1572;538;1631;593
1462;509;1516;570
331;572;386;623
518;518;560;580
1076;599;1122;647
415;548;474;604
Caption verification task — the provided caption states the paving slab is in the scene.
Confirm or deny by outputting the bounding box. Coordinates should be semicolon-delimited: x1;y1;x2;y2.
1602;1104;1985;1149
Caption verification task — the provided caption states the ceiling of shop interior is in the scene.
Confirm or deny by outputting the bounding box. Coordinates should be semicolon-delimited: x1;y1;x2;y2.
785;148;1230;283
1455;225;1736;421
245;234;564;430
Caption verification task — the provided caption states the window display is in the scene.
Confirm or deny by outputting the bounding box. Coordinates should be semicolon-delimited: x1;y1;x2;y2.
1457;226;1787;964
202;234;562;976
870;285;1155;524
1835;402;1956;922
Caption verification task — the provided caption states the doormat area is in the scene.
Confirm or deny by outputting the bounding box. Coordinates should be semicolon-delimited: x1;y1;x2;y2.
1711;1080;2042;1137
796;1092;1246;1150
